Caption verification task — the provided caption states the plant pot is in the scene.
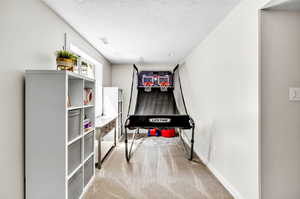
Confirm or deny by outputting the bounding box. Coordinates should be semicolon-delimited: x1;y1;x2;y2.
57;58;74;71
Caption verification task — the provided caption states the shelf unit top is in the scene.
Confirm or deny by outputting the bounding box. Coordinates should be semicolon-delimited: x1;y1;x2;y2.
26;70;95;82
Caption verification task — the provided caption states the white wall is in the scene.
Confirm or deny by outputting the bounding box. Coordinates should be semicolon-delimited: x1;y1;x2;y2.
261;10;300;199
0;1;111;198
179;0;270;199
112;64;174;117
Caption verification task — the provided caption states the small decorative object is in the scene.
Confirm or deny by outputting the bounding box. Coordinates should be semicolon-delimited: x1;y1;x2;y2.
81;61;88;75
56;50;77;71
67;96;71;107
84;116;92;132
81;60;95;78
84;88;93;105
72;56;79;74
87;63;94;78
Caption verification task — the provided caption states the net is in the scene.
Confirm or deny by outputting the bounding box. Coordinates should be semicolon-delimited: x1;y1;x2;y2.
173;68;188;115
127;67;138;116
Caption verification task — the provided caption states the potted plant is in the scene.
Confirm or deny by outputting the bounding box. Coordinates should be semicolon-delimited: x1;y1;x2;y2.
56;50;77;71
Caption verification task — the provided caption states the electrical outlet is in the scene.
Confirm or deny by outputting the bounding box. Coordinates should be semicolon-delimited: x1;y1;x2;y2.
289;88;300;101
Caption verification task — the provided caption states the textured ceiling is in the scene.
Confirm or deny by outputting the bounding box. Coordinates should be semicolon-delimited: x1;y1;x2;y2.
44;0;241;64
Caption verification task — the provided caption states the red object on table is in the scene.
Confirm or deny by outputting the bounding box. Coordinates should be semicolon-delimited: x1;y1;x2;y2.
161;129;175;137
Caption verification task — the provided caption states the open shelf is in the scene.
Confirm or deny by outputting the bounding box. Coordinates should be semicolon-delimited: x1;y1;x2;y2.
68;79;84;108
83;80;95;107
83;107;95;133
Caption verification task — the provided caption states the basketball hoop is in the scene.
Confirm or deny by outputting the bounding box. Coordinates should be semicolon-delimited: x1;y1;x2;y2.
142;75;154;92
160;86;168;92
144;82;153;92
160;82;169;92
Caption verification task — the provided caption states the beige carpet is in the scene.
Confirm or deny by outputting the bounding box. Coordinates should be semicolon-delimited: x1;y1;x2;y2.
83;135;234;199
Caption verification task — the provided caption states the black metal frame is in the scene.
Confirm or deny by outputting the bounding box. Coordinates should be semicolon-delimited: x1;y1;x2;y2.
124;64;195;162
125;124;139;161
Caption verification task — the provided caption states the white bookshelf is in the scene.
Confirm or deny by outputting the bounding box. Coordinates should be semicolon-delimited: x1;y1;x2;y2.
26;70;95;199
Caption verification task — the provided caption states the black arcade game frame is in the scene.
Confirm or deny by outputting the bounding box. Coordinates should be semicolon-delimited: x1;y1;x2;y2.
124;64;195;161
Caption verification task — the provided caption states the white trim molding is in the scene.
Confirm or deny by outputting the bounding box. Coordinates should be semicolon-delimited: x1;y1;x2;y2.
181;132;245;199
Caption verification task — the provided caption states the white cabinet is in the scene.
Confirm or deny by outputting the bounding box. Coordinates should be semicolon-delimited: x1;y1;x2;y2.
26;70;95;199
103;87;123;141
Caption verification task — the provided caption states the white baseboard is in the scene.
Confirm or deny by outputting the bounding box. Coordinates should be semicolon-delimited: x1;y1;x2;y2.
206;163;245;199
180;133;245;199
